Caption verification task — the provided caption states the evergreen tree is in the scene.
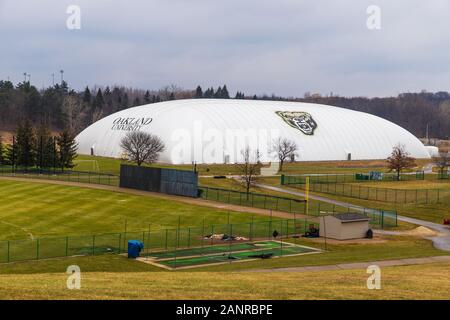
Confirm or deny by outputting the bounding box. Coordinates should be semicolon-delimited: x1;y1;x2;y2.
93;88;104;110
204;87;214;98
57;129;78;171
195;86;203;98
60;81;69;94
17;82;41;122
4;137;18;166
221;85;230;99
36;125;54;169
0;136;4;165
104;86;111;97
169;92;175;100
133;97;141;106
122;93;129;109
144;90;151;104
235;91;245;99
15;120;36;167
214;86;222;98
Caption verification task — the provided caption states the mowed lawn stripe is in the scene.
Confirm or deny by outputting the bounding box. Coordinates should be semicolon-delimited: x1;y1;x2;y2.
0;179;273;241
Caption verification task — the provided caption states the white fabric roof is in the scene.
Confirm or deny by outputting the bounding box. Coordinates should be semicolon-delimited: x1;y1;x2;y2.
75;99;430;164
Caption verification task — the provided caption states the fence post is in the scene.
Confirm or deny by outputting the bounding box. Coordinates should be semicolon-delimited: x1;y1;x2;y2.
36;238;40;260
92;235;96;255
381;211;384;230
165;229;168;251
66;236;69;256
118;233;122;253
188;227;191;248
286;219;289;237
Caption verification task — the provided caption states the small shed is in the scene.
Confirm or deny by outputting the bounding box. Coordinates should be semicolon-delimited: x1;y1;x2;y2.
319;213;370;240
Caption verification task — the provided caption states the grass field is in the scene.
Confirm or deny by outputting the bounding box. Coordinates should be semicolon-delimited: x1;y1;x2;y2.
0;257;449;299
256;176;450;224
0;179;277;240
74;154;434;176
74;155;243;176
0;233;445;274
0;174;448;299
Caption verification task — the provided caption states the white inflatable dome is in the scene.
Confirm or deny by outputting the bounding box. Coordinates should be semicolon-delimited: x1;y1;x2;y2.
75;99;430;164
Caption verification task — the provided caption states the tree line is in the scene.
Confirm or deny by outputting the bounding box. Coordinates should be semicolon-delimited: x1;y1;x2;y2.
0;120;77;171
1;79;449;139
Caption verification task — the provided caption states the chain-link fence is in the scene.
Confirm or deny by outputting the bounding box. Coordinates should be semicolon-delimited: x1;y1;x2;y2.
438;172;450;180
283;179;442;204
198;186;307;214
0;218;319;264
198;186;397;228
281;171;425;185
0;166;119;186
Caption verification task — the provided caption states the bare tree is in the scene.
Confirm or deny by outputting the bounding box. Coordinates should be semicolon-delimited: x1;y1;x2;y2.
62;95;84;134
237;147;262;198
433;152;450;176
386;144;416;180
271;137;298;172
120;131;165;166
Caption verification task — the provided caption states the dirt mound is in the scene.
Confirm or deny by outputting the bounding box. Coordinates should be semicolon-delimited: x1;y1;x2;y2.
405;226;438;237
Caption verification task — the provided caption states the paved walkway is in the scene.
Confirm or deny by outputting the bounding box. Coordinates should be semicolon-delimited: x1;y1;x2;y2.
246;255;450;273
256;183;450;251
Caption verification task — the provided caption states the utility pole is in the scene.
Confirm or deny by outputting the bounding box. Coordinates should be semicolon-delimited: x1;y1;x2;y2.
23;72;27;83
60;70;64;84
52;73;55;86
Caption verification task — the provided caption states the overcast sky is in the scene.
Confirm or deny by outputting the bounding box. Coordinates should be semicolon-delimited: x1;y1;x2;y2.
1;0;450;97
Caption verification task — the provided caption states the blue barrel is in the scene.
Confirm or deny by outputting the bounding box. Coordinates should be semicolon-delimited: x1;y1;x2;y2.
128;240;144;258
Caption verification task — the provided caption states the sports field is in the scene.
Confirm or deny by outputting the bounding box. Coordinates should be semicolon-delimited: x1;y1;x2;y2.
0;166;448;299
0;178;278;240
144;241;319;269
